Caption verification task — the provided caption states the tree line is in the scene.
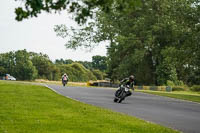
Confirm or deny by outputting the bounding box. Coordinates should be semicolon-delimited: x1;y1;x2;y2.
13;0;200;86
0;50;107;82
54;0;200;86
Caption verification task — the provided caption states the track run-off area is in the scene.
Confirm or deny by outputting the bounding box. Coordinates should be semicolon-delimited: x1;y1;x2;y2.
47;84;200;133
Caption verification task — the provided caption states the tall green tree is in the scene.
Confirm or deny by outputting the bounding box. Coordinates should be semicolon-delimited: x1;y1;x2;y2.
92;55;107;71
31;52;60;80
13;0;200;85
55;0;200;85
14;50;38;80
14;0;141;24
0;66;6;76
0;52;15;76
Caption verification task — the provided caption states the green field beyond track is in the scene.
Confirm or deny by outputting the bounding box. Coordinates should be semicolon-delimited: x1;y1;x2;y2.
136;90;200;103
0;81;179;133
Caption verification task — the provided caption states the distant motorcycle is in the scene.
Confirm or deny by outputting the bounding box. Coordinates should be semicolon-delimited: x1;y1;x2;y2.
114;85;130;103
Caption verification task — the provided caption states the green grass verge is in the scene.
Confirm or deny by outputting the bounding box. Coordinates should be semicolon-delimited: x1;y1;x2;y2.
136;90;200;103
0;81;179;133
33;80;88;87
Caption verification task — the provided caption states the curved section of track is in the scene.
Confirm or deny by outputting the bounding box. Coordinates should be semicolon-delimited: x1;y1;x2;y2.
47;84;200;133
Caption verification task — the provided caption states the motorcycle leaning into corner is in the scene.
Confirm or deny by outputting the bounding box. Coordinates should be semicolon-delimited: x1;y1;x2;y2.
114;84;133;103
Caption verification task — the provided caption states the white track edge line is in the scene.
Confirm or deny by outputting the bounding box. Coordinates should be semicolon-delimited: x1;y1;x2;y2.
43;84;82;103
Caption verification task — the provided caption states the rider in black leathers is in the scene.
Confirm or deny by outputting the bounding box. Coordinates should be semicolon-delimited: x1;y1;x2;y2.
120;75;135;97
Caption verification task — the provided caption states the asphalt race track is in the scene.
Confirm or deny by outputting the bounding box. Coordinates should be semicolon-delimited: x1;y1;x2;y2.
47;84;200;133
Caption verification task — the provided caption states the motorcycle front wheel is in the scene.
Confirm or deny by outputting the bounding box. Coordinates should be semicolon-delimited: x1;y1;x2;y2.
114;98;118;102
118;92;126;103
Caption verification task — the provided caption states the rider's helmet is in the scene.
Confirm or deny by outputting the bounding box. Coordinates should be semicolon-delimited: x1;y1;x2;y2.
129;75;134;82
64;73;67;76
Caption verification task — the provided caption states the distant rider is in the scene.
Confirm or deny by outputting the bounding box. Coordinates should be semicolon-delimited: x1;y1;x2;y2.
62;73;69;86
120;75;135;97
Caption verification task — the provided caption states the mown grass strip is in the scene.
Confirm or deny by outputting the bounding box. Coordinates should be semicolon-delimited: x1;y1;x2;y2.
0;81;179;133
34;80;88;87
136;90;200;103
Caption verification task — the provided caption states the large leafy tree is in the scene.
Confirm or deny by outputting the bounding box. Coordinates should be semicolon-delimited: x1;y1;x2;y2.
14;50;38;80
108;0;200;85
14;0;141;24
55;0;200;85
13;0;200;85
31;52;61;80
0;52;15;76
0;50;38;80
0;66;6;76
92;55;107;71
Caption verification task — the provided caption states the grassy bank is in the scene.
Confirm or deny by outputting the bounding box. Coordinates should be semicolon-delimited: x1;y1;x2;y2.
136;90;200;103
34;79;88;86
0;81;179;133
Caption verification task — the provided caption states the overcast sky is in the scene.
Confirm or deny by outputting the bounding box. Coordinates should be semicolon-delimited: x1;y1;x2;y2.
0;1;107;62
